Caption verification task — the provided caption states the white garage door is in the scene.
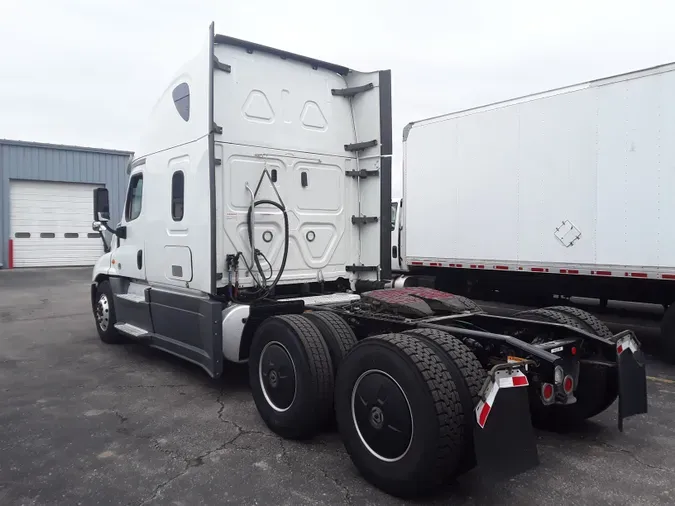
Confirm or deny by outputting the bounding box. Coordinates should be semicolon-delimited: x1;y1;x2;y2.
10;180;104;267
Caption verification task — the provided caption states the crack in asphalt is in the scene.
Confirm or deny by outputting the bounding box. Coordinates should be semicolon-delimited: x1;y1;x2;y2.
600;442;674;473
318;466;354;505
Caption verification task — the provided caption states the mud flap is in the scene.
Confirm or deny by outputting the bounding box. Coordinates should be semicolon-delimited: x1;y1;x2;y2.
616;331;648;431
473;366;539;479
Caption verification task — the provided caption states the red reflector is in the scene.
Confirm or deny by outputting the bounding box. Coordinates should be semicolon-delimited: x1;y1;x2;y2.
456;264;463;268
495;265;509;270
429;262;439;266
542;383;554;400
512;375;528;387
448;264;455;267
531;267;545;272
568;269;579;274
560;269;567;274
630;272;648;278
663;274;675;280
411;261;423;266
470;264;477;268
478;403;491;427
596;270;611;276
563;376;573;393
571;346;577;356
478;265;485;269
617;344;623;355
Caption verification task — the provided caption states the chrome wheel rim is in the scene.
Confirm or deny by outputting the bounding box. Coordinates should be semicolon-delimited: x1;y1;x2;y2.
259;341;297;412
96;294;110;331
351;369;414;462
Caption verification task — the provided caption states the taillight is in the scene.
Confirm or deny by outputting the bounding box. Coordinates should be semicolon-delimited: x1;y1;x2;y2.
541;383;554;404
563;375;574;394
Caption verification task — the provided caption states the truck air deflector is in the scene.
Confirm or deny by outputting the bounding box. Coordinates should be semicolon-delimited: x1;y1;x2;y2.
213;34;350;75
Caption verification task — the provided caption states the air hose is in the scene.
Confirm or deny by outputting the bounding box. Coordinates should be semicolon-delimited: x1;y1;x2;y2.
234;199;289;301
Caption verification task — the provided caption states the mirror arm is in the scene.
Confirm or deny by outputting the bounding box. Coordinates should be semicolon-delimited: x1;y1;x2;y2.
98;230;111;253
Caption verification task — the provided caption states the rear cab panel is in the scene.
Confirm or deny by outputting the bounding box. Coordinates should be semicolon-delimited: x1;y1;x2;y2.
212;35;391;290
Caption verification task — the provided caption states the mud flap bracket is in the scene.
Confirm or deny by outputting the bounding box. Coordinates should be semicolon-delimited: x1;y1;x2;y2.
616;331;648;431
474;362;539;479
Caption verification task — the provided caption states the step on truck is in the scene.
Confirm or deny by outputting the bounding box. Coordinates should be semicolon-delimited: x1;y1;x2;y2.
392;61;675;362
90;23;648;498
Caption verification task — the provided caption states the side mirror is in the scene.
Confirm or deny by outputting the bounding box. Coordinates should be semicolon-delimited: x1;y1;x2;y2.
92;221;102;232
93;188;110;222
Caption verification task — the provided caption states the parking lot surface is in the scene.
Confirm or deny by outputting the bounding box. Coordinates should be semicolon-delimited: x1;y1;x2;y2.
1;268;675;505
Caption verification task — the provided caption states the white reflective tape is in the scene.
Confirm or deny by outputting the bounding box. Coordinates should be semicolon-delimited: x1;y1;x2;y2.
617;335;639;355
475;380;499;428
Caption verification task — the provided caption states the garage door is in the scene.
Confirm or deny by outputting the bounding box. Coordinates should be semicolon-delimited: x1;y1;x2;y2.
10;180;104;267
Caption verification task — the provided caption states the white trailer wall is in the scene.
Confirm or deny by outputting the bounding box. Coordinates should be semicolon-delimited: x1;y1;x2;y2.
403;63;675;271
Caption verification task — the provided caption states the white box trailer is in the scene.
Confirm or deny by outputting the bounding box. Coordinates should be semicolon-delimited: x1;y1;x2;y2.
394;61;675;360
87;23;647;498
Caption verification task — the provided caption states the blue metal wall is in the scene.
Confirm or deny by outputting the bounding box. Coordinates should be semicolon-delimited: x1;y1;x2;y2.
0;139;132;268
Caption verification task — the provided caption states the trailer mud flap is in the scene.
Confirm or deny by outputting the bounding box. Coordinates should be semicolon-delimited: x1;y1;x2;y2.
473;366;539;479
616;332;648;431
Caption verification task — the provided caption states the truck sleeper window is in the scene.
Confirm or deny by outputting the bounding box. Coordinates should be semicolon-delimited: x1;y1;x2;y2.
126;174;143;221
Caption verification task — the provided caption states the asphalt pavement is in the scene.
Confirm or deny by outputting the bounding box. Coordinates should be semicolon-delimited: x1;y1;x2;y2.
1;268;674;505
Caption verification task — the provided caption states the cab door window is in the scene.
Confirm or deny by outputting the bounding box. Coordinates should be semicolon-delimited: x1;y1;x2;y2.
125;173;144;221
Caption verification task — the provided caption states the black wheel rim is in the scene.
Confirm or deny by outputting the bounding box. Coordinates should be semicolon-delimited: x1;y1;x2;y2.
259;341;297;412
351;370;413;462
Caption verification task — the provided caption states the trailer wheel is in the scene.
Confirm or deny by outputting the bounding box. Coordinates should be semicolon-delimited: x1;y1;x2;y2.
404;328;486;473
545;306;614;340
304;311;357;370
335;333;463;498
661;303;675;363
94;280;124;344
249;315;334;440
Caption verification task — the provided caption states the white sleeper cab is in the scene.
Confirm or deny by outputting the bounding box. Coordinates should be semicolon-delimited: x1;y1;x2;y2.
90;23;648;498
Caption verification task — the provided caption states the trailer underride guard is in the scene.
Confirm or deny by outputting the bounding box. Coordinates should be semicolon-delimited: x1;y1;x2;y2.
89;23;648;498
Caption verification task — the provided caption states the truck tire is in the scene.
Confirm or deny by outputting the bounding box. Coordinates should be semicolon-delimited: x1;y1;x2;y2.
545;306;614;340
660;304;675;363
404;328;486;473
515;309;618;429
453;295;484;313
249;315;334;440
514;308;586;331
304;311;357;371
335;333;463;498
94;280;124;344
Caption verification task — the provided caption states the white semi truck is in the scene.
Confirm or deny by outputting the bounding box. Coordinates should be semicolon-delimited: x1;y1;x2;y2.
90;24;647;498
393;61;675;362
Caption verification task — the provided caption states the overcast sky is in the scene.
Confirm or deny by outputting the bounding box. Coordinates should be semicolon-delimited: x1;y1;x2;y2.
1;0;674;195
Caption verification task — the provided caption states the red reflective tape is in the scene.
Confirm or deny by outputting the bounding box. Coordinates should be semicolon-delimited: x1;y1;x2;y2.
630;272;648;278
531;267;545;272
568;269;579;274
470;264;477;268
411;261;423;266
663;274;675;280
456;263;463;268
617;344;623;355
495;265;509;270
477;265;484;269
8;239;13;269
429;262;439;266
478;403;490;428
595;270;611;276
560;269;567;274
512;375;529;387
448;263;455;267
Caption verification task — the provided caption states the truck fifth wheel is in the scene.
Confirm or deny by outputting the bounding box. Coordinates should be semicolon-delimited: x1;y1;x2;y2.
90;23;648;498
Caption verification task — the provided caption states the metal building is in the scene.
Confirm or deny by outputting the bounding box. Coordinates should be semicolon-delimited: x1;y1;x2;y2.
0;139;132;268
